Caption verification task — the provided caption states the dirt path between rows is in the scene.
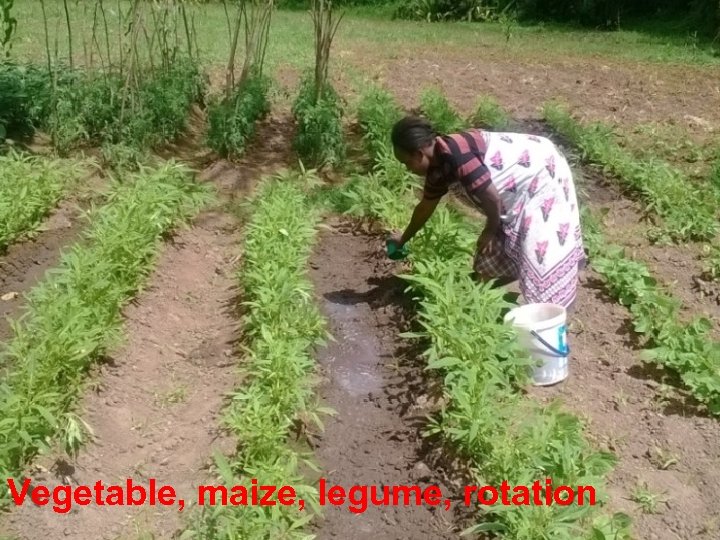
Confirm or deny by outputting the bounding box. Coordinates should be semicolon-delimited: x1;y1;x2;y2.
1;114;296;540
307;219;463;540
2;202;241;540
0;177;105;342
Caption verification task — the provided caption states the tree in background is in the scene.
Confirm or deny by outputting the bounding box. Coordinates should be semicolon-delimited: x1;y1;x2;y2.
311;0;343;101
394;0;720;36
0;0;17;58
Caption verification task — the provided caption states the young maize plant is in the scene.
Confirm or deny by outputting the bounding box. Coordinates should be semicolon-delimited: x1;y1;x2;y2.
0;150;87;251
0;162;211;506
181;170;329;540
328;85;631;540
542;102;718;243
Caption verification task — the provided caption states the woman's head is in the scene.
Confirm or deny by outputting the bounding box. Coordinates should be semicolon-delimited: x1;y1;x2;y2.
391;116;437;176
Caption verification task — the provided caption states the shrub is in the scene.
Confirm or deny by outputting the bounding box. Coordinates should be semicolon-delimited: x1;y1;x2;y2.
0;63;53;139
206;72;271;158
292;73;346;168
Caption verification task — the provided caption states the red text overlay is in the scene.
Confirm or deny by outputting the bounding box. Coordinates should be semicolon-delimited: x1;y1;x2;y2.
6;478;596;515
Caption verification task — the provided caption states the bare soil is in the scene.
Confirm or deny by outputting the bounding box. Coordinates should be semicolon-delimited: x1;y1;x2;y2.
308;220;466;539
340;48;720;139
527;272;720;540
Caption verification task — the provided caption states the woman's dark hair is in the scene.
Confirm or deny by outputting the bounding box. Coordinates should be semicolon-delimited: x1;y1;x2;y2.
391;116;437;154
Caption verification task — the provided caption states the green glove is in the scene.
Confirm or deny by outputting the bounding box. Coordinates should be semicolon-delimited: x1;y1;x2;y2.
386;239;409;260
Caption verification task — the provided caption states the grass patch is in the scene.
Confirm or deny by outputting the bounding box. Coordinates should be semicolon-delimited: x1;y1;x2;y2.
9;4;720;71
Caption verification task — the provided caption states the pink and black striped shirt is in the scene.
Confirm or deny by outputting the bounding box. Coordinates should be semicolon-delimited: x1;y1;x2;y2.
423;129;492;201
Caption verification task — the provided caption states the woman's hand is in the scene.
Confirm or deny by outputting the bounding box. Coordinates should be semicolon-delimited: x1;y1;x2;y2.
477;229;502;257
387;230;404;248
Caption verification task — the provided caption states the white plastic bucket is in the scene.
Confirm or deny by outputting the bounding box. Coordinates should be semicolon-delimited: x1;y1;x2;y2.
503;303;569;386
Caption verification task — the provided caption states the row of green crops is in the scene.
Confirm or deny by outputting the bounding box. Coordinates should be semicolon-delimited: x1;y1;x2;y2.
292;73;346;169
701;161;720;280
581;209;720;414
206;72;271;158
329;84;631;539
181;170;328;539
0;163;210;505
0;150;87;252
0;60;205;163
542;103;718;243
419;87;511;134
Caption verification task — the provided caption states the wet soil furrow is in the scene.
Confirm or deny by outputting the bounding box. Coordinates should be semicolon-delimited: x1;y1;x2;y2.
308;220;459;540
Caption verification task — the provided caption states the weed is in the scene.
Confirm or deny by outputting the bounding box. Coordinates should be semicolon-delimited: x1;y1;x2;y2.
62;412;94;460
157;385;188;408
701;242;720;281
648;446;678;471
630;482;668;514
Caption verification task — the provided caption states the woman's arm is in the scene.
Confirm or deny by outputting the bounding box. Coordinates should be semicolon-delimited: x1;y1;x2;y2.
476;183;502;232
474;184;503;254
398;196;441;245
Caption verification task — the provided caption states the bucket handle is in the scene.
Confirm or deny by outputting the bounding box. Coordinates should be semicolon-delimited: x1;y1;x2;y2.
530;330;569;357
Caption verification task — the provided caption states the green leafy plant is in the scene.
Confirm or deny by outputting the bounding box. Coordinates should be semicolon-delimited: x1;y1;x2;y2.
470;95;510;130
180;169;328;539
341;84;627;539
0;63;54;140
292;72;346;168
702;242;720;281
46;61;205;156
0;150;86;251
0;0;17;58
581;198;720;415
630;482;669;514
395;0;496;22
0;162;210;505
207;71;271;158
420;86;467;133
356;84;403;159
